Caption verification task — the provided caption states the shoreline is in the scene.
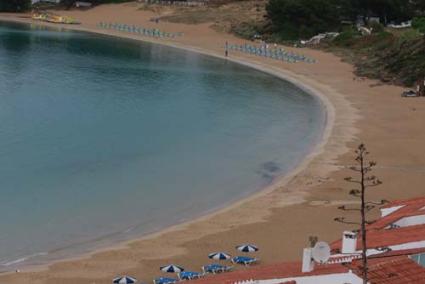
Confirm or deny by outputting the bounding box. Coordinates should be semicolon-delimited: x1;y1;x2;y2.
9;5;422;283
0;15;339;273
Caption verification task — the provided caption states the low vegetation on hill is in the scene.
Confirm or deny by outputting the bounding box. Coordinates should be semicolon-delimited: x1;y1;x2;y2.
325;28;425;86
259;0;425;87
156;0;424;87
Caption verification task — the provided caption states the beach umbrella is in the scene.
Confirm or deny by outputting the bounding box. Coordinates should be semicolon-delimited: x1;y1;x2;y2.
160;264;184;273
235;244;258;253
208;252;231;260
112;276;137;284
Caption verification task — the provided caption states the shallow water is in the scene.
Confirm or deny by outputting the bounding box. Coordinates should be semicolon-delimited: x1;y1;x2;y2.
0;21;325;270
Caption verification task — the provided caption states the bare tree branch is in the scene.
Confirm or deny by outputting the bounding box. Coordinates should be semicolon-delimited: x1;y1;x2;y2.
335;144;383;284
334;217;361;225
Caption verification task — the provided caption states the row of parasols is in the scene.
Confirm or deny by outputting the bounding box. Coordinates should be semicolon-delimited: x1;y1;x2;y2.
113;244;259;284
226;43;316;64
97;22;184;39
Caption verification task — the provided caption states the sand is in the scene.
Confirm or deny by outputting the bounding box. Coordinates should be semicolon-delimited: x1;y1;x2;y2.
1;2;425;283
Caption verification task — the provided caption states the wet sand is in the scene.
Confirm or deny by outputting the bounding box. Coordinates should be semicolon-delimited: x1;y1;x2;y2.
1;3;425;283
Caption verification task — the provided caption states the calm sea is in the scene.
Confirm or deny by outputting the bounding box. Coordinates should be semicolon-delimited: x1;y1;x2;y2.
0;21;325;270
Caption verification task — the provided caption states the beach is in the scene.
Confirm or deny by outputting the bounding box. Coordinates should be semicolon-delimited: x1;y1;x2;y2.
1;2;425;283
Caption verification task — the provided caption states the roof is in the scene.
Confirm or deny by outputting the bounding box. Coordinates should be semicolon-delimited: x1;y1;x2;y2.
193;254;425;284
372;198;425;230
190;262;348;284
331;224;425;250
351;256;425;284
331;196;425;250
381;197;425;210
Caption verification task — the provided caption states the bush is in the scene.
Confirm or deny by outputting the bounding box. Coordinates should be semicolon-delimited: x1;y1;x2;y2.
333;28;360;47
369;22;384;33
0;0;31;12
231;21;263;40
265;0;340;40
412;17;425;33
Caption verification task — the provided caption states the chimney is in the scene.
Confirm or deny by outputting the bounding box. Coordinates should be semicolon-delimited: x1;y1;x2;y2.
342;231;357;254
302;248;315;272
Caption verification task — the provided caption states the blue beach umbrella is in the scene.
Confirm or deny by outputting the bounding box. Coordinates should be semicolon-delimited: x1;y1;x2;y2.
153;277;178;284
112;276;137;284
235;244;258;253
160;264;184;273
208;252;231;260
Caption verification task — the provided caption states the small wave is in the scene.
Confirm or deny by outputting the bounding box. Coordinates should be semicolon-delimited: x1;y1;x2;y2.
0;252;48;267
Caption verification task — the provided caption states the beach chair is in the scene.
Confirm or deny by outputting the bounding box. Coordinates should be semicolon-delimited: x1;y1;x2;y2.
202;263;232;274
178;271;203;280
231;256;258;266
153;277;178;284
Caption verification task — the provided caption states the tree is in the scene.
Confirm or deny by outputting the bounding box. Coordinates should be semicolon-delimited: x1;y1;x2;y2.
265;0;341;40
334;144;386;284
0;0;31;12
265;0;424;41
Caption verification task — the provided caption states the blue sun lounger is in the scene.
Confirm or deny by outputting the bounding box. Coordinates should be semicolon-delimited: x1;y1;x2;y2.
153;277;178;284
231;256;258;265
178;271;203;280
202;263;232;274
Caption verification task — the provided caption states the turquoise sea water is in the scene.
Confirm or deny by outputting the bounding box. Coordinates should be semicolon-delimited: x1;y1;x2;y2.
0;21;325;270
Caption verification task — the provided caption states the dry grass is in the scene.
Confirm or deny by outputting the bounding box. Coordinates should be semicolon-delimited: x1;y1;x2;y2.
138;0;266;33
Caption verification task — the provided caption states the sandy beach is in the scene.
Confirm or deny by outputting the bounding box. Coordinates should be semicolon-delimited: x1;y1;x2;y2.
1;2;425;283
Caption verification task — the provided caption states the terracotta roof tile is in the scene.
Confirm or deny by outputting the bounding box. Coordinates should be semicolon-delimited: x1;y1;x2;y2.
351;256;425;284
382;197;425;209
191;262;348;284
371;200;425;230
331;224;425;251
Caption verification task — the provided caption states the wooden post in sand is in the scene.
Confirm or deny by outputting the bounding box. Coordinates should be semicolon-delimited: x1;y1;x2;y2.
417;78;425;96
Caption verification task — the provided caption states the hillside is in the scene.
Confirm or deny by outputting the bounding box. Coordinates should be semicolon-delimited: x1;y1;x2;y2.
326;29;425;87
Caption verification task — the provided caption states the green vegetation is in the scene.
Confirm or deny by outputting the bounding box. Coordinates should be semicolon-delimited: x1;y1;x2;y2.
327;29;425;86
230;20;263;39
0;0;31;12
265;0;425;40
261;0;425;86
265;0;341;40
412;17;425;33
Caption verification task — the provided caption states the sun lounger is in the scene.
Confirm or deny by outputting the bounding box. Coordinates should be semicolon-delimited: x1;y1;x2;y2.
178;271;203;280
202;263;232;274
153;277;178;284
231;256;258;266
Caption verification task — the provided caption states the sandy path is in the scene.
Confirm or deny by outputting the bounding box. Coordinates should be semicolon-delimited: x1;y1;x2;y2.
1;3;425;283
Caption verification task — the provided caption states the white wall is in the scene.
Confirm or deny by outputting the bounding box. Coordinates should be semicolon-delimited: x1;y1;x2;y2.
392;214;425;228
380;205;404;217
253;272;363;284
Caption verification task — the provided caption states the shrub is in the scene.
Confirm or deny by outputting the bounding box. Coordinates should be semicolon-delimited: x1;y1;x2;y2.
412;17;425;33
0;0;31;12
333;28;360;47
